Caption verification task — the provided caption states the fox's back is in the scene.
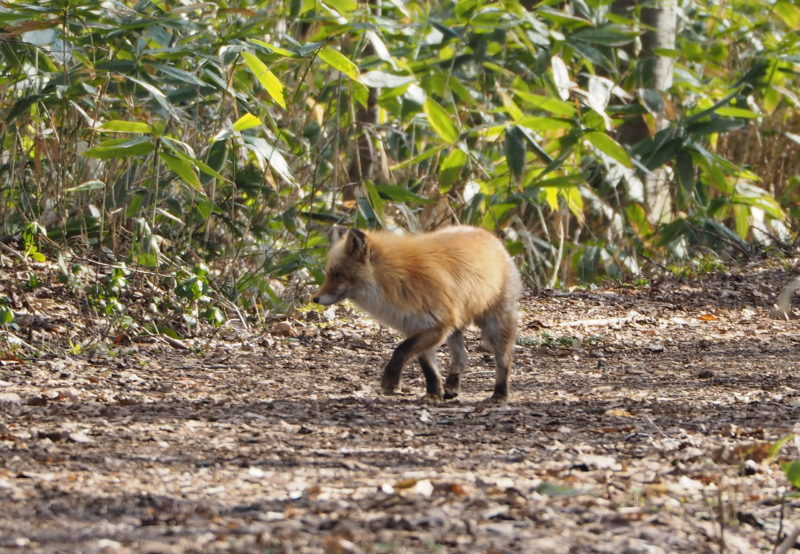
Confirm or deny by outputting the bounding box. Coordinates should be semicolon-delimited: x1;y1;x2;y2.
361;226;519;333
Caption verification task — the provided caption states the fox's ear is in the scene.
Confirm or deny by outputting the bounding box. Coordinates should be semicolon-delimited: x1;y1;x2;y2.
330;225;347;243
344;229;369;260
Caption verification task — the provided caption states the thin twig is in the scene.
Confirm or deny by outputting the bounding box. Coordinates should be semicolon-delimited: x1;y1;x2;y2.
775;525;800;554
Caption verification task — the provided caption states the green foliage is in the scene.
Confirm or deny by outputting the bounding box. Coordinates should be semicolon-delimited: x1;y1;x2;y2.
0;0;797;321
0;299;14;326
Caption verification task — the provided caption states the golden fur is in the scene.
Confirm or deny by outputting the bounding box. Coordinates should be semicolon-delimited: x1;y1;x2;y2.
314;225;521;402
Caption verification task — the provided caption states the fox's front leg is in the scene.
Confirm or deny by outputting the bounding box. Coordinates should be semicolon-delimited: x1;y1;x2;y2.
381;328;448;395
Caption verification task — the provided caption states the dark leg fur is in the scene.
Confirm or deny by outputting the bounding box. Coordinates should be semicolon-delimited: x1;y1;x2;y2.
418;350;444;401
381;328;449;395
444;329;467;399
479;309;517;403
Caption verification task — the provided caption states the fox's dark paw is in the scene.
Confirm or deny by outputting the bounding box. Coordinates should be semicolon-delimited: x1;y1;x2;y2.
420;393;443;404
481;393;508;406
381;384;401;395
444;375;460;399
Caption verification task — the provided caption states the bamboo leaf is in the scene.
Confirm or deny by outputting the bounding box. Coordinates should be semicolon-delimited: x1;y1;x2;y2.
775;0;800;30
233;113;262;131
505;126;526;180
439;148;468;190
390;145;444;171
585;131;632;167
564;185;585;223
160;151;203;192
374;185;435;204
84;137;155;159
65;180;106;193
100;120;153;134
323;0;359;12
249;39;296;57
784;460;800;489
126;76;177;119
732;204;749;239
242;52;286;108
423;97;459;143
714;106;760;119
318;47;360;81
514;90;577;117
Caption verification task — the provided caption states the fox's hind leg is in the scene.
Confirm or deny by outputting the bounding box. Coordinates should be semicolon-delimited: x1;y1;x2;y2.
443;329;467;399
418;349;444;403
381;327;449;396
479;308;517;403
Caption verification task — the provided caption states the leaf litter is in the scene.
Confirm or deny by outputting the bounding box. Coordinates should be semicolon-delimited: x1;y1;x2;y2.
1;263;800;552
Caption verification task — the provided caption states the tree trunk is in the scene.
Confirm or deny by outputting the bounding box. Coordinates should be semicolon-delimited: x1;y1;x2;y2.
640;0;677;224
612;0;677;224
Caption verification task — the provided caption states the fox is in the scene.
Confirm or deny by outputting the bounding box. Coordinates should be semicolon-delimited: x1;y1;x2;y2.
313;225;521;403
771;276;800;319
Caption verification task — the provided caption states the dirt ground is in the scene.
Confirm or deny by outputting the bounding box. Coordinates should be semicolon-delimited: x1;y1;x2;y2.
1;264;800;553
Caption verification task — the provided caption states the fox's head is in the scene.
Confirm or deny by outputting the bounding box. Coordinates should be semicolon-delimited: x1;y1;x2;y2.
313;228;371;306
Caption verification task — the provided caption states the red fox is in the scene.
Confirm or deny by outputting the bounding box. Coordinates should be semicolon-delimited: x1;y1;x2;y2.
313;226;521;403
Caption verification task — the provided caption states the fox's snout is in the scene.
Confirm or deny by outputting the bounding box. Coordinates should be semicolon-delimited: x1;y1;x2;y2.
313;293;337;306
312;290;343;306
312;278;344;305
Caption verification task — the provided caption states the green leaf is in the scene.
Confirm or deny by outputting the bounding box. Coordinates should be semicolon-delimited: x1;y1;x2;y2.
505;126;526;180
364;181;385;225
65;180;106;193
732;204;749;239
242;52;286;108
374;185;435;204
481;203;516;230
439;148;468;190
585;132;632;167
160;151;202;191
775;0;800;29
201;306;225;327
249;39;296;57
243;136;296;186
517;116;573;133
84;137;155;159
318;47;359;81
536;482;584;497
0;305;14;325
686;117;746;136
571;25;637;46
360;70;415;88
527;174;587;188
564;185;584;222
162;138;227;183
639;88;664;115
196;197;214;219
323;0;359;12
100;120;152;134
423;97;459;143
390;145;444;171
150;62;207;87
499;90;524;121
126;76;177;119
784;460;800;489
233;113;262;131
675;150;694;191
768;435;795;459
714;106;760;119
537;7;592;29
514;90;577;117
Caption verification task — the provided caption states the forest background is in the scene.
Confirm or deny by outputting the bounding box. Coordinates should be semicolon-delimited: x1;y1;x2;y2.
1;0;799;341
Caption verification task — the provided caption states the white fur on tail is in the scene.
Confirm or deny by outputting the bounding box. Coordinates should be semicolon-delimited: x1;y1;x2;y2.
771;276;800;319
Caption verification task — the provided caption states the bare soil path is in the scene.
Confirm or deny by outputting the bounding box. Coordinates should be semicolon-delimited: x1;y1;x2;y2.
1;267;800;552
